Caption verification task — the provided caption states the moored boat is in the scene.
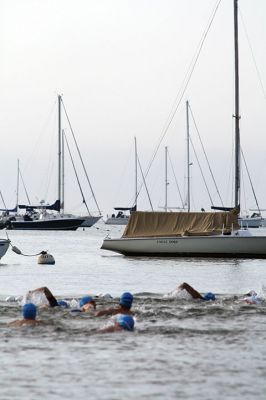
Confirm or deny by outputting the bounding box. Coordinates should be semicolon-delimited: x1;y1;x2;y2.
0;238;10;259
101;0;266;258
101;210;266;258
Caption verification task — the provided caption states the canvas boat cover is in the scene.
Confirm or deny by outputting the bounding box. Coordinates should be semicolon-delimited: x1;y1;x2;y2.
122;211;239;238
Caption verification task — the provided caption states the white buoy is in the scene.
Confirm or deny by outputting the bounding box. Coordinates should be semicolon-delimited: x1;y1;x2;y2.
37;251;55;265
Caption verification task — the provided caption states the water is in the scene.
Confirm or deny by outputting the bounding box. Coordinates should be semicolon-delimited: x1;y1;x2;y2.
0;223;266;399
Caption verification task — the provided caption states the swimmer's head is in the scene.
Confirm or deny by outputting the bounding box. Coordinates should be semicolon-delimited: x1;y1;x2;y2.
57;300;69;308
79;296;93;308
245;290;257;297
116;315;134;331
22;303;37;320
244;294;261;304
202;292;216;301
119;292;133;309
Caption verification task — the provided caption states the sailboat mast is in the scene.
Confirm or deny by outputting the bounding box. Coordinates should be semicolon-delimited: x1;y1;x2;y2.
62;129;65;213
134;136;138;210
234;0;240;208
16;159;19;212
186;100;191;212
165;146;168;212
58;95;62;212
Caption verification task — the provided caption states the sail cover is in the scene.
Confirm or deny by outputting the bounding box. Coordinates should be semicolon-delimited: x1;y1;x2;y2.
18;200;60;212
122;211;239;238
114;205;136;212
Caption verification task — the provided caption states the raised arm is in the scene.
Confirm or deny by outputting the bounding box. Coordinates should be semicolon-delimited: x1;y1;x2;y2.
29;287;58;307
178;282;203;299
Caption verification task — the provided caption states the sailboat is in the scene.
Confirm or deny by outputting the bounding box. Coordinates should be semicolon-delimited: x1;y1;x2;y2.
105;137;138;225
8;96;86;231
0;194;11;257
0;239;10;260
101;0;266;258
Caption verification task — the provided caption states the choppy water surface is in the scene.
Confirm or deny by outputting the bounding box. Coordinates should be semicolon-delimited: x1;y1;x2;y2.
0;223;266;399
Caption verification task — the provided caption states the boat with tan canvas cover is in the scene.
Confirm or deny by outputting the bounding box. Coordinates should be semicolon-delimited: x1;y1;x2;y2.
101;0;266;258
101;210;266;258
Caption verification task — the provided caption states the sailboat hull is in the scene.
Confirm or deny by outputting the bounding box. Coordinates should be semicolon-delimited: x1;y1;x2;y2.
8;218;85;231
101;235;266;258
105;216;129;225
80;216;102;227
0;239;10;259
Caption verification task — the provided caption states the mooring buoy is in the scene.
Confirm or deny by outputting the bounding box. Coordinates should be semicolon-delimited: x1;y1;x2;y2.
37;251;55;265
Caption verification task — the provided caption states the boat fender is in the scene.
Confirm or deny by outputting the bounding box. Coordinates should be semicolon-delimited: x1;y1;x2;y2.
37;251;55;265
11;246;22;255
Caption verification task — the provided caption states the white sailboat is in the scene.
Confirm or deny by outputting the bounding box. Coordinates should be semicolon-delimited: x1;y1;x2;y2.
101;0;266;258
104;209;131;226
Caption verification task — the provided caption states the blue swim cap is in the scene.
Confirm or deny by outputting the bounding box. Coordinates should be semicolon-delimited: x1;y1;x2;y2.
79;296;93;308
22;303;37;320
116;315;134;331
119;292;133;309
57;300;69;308
203;292;216;301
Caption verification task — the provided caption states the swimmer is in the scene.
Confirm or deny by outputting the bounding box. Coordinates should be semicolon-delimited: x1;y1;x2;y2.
79;296;96;312
8;303;42;327
26;287;68;308
98;314;135;333
95;292;133;317
242;290;262;305
168;282;216;301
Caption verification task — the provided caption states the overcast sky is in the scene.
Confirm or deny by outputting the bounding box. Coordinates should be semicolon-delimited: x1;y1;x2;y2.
1;0;266;216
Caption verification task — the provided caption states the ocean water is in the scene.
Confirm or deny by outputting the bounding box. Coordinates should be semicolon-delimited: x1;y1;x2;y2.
0;222;266;399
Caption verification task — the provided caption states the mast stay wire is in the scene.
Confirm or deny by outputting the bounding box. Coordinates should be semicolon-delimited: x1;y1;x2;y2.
134;154;154;211
61;99;102;215
189;135;214;207
167;149;185;209
239;9;266;105
19;167;31;205
241;147;261;214
63;130;90;215
188;104;224;207
138;0;222;195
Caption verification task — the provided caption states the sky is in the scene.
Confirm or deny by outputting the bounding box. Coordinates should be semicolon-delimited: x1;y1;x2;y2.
1;0;266;217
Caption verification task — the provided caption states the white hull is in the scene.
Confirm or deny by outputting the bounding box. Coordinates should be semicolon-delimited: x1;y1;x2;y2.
101;234;266;258
105;216;129;225
238;217;262;228
0;239;10;259
260;219;266;227
80;216;102;227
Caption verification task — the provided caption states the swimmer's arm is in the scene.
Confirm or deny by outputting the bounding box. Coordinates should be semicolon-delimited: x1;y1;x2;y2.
178;282;203;299
7;320;21;327
29;286;58;307
8;319;43;327
95;308;116;317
